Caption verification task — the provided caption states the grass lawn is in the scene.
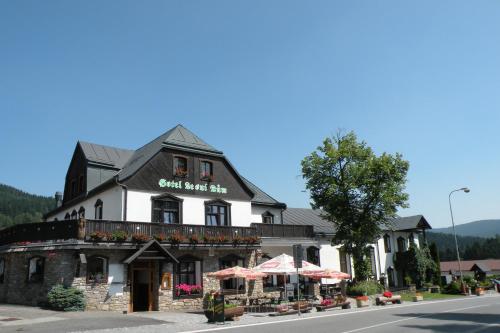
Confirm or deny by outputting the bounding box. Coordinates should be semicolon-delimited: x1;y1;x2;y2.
398;292;465;302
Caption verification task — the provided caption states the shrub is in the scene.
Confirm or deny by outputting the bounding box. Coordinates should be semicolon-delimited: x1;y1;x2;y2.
347;280;384;296
443;281;462;294
47;284;85;311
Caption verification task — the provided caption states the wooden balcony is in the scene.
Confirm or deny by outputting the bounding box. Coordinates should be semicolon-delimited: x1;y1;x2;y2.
0;219;315;246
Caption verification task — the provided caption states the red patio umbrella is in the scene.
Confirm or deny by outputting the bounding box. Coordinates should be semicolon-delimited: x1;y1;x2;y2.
302;268;351;280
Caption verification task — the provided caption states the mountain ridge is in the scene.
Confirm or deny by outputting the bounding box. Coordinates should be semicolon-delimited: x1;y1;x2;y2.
430;219;500;238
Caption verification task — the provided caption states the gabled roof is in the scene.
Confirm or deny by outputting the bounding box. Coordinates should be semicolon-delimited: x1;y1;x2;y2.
471;262;491;273
386;215;432;231
123;239;178;264
117;124;223;181
283;208;335;235
241;177;286;208
78;141;134;169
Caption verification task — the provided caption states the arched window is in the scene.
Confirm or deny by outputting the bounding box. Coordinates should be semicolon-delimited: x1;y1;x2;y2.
87;256;108;283
368;247;377;276
397;237;407;252
383;234;391;253
219;254;244;293
205;199;231;226
78;207;85;219
174;255;203;298
262;211;274;224
94;199;103;220
65;213;70;220
307;246;320;266
71;210;77;220
152;194;183;224
0;258;5;283
27;256;45;283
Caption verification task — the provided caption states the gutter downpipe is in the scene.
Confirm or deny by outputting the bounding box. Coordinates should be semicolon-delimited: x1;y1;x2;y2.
115;177;128;221
376;239;382;283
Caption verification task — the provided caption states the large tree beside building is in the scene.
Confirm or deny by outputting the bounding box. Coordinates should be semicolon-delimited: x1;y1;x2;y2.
301;132;410;281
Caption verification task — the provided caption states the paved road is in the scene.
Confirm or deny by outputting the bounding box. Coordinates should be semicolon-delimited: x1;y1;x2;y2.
1;295;499;333
190;295;500;333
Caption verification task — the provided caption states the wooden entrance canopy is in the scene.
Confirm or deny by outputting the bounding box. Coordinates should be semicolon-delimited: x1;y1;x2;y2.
123;239;179;264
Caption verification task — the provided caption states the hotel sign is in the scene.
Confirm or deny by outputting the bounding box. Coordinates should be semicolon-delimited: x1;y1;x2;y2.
158;179;228;194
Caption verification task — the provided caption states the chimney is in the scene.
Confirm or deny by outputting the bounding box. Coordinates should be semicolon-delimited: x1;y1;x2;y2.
55;191;63;207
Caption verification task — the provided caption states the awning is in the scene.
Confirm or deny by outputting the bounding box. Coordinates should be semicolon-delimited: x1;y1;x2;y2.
123;239;178;264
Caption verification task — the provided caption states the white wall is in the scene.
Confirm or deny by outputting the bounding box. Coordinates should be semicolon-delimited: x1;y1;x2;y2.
47;186;123;221
126;190;253;226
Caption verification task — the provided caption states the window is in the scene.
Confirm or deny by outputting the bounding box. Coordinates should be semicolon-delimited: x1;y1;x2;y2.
78;175;84;193
94;199;103;220
175;256;202;297
383;234;391;253
71;180;77;197
200;161;213;181
0;258;4;283
205;200;230;226
307;246;320;266
173;156;188;177
78;206;85;219
368;247;377;276
87;256;108;283
397;237;407;252
64;213;70;220
262;211;274;224
409;233;415;245
152;194;182;224
339;249;348;274
28;257;44;283
220;255;244;293
71;210;77;220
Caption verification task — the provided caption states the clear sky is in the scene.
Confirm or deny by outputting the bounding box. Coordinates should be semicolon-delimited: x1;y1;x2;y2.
1;1;500;228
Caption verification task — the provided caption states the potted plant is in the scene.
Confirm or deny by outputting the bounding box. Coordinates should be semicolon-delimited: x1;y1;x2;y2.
174;167;188;177
475;287;485;296
356;295;370;308
201;172;215;182
153;233;166;242
89;231;110;242
232;235;243;246
216;235;229;244
169;232;185;246
131;233;150;243
189;234;200;245
203;235;217;245
412;292;423;302
111;230;128;242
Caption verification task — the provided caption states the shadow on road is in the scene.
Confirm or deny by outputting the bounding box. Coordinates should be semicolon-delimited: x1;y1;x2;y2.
395;312;500;332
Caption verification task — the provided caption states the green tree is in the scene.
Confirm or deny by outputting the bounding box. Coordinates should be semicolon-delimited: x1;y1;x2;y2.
429;242;442;286
301;131;410;281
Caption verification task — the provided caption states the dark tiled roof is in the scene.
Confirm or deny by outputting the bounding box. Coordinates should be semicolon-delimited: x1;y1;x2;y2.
118;125;222;181
283;208;335;234
387;215;432;231
241;177;286;207
79;141;134;169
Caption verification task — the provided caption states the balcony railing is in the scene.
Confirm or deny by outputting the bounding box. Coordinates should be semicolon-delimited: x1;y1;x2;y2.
0;219;315;246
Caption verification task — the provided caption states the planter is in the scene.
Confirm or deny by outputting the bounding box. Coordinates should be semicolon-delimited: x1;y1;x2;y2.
412;295;423;302
475;288;485;296
204;306;244;322
292;301;312;312
356;299;370;308
429;286;441;294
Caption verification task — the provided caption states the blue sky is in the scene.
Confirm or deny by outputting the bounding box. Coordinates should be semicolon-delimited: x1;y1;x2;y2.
1;1;500;228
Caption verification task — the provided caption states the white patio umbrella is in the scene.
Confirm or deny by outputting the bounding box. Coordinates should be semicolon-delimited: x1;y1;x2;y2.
253;253;324;275
253;253;324;301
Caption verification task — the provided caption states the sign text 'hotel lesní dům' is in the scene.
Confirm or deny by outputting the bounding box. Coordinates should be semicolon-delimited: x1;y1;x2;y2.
158;179;228;194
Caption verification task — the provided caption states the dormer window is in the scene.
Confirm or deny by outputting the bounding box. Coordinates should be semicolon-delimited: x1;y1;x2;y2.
78;207;85;219
173;156;188;177
65;213;70;220
200;161;213;181
71;210;78;220
262;212;274;224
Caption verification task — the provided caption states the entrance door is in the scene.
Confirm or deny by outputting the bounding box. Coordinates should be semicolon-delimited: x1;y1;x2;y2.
130;262;154;312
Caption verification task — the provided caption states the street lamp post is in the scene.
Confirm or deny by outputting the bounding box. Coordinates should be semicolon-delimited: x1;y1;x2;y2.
448;187;470;292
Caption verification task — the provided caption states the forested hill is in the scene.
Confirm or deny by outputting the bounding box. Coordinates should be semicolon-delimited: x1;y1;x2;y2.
0;184;55;228
431;219;500;238
424;231;500;261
